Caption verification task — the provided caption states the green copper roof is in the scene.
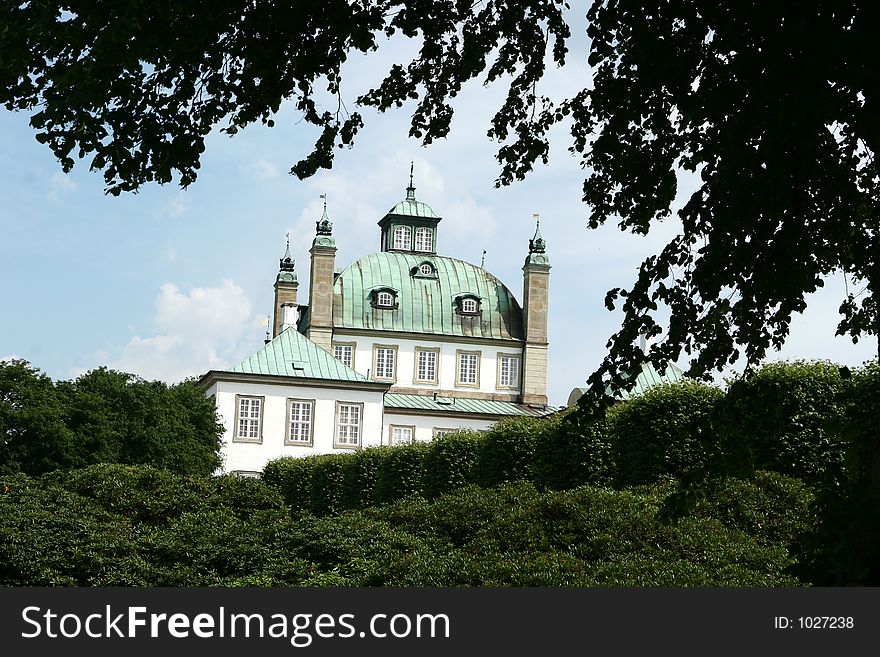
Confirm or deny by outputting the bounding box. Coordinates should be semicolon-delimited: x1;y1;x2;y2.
331;251;524;340
385;393;553;417
570;361;687;405
387;198;438;218
232;328;372;383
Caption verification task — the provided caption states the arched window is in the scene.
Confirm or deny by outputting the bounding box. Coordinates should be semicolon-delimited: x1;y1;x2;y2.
461;298;478;314
376;291;395;307
414;227;433;252
393;226;412;250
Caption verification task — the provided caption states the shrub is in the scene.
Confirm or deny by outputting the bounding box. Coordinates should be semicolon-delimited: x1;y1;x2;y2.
341;447;384;509
375;441;430;503
611;381;723;486
717;361;850;483
532;409;614;490
309;454;348;516
422;431;483;498
262;456;318;513
800;362;880;585
473;417;543;487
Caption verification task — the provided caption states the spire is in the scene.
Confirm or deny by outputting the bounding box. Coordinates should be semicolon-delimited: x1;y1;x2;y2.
279;232;295;272
405;161;416;201
529;213;546;254
316;193;333;235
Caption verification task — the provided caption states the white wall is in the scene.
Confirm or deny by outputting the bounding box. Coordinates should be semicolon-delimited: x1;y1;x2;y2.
383;412;496;445
209;379;385;474
334;332;523;395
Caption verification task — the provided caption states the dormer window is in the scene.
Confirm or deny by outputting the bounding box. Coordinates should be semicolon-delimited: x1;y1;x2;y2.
414;227;433;252
371;287;399;309
455;294;481;316
393;226;412;250
411;261;437;278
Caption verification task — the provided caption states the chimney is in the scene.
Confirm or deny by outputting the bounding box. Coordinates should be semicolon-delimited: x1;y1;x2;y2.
521;214;550;405
273;235;298;338
307;198;336;352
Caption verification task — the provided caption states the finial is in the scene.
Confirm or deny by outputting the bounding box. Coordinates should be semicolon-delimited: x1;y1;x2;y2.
316;194;333;235
264;315;271;344
481;249;487;268
406;161;416;201
279;233;295;271
529;212;546;254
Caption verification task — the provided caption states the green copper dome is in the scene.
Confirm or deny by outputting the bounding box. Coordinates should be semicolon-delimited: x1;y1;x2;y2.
331;251;524;340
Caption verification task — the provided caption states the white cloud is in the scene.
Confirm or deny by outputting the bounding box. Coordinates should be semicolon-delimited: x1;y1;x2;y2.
47;172;77;201
107;280;260;382
246;158;282;180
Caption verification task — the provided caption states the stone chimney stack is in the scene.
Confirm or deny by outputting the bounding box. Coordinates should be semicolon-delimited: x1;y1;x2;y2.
521;215;550;406
307;198;336;352
273;235;298;338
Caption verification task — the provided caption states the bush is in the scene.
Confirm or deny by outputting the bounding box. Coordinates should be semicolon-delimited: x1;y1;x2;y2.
533;409;614;489
800;362;880;584
262;456;318;513
612;381;723;486
375;442;430;503
473;417;543;487
341;447;384;509
309;454;348;516
422;431;483;498
717;361;850;483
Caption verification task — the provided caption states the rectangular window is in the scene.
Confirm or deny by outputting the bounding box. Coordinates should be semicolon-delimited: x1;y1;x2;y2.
333;342;355;369
414;227;433;252
373;344;398;381
497;353;521;389
390;425;415;446
335;402;363;447
286;399;314;445
234;395;263;442
432;428;458;439
456;350;480;387
414;347;439;384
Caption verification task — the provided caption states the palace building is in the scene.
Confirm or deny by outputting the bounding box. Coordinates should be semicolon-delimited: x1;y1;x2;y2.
199;177;553;475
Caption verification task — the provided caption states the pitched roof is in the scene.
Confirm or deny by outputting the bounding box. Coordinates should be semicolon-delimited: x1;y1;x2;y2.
231;328;373;383
384;393;553;417
331;251;525;340
567;361;688;406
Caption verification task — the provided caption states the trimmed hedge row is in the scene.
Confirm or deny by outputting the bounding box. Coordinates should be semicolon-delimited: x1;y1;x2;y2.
262;362;878;517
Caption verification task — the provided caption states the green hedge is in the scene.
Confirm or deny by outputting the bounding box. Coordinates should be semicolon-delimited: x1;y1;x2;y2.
375;441;431;503
261;456;316;512
532;409;614;489
473;417;541;487
717;361;850;483
341;447;384;509
422;431;482;499
611;381;723;487
309;454;348;516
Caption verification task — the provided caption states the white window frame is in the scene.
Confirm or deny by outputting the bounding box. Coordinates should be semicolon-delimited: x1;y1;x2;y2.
372;344;398;381
285;398;315;446
233;395;264;443
496;352;521;390
333;342;356;369
461;297;479;314
414;227;433;252
413;346;440;385
375;291;395;308
455;349;481;387
390;424;415;446
334;401;363;448
393;225;412;250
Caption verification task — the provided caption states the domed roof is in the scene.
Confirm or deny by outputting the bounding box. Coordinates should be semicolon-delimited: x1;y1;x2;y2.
332;251;524;341
386;197;438;219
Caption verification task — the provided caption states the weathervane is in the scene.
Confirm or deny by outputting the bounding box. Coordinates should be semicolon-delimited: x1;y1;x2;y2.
481;249;487;268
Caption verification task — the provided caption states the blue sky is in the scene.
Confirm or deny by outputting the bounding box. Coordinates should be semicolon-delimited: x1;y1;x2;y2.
0;20;874;406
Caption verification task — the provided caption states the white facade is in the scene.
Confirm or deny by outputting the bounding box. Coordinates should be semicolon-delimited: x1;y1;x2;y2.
383;412;495;446
332;331;524;397
207;379;385;475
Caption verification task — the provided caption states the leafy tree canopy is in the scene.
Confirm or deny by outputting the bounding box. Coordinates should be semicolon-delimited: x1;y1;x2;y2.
3;1;879;402
0;360;223;476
